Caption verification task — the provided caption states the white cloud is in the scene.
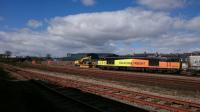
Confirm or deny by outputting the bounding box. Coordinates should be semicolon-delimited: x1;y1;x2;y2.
81;0;96;6
146;33;200;53
137;0;185;10
27;19;43;28
174;15;200;31
0;8;200;56
48;8;174;45
186;16;200;31
0;30;88;56
46;8;200;54
149;33;200;47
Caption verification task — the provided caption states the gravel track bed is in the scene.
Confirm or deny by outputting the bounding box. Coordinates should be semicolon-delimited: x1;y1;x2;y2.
24;68;200;104
1;67;147;112
47;64;200;80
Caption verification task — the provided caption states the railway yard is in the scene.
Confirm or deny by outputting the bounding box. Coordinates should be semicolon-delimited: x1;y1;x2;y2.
0;65;146;112
2;0;200;111
0;61;199;112
1;0;200;111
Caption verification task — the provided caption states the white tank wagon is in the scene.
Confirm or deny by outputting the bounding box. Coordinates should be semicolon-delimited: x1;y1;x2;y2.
188;56;200;73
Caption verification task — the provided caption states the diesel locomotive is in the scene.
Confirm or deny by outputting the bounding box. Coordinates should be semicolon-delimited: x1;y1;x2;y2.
75;54;200;74
96;56;200;74
97;57;181;73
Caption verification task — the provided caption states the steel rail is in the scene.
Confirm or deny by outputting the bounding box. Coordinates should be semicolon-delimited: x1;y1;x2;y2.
29;80;105;112
6;67;200;112
26;64;200;87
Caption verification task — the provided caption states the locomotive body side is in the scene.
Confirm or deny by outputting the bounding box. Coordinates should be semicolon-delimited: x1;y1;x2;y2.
97;57;181;73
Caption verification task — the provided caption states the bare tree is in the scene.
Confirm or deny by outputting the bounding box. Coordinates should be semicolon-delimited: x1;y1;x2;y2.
5;50;12;58
46;53;51;59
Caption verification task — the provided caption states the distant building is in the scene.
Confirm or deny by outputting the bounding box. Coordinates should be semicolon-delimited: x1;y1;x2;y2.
66;53;72;57
62;53;117;61
0;54;6;58
192;51;200;55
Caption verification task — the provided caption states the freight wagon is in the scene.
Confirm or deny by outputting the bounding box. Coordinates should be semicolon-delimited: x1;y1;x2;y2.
186;56;200;74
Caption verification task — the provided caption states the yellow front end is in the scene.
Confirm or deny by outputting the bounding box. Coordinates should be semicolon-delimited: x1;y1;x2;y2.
97;60;107;66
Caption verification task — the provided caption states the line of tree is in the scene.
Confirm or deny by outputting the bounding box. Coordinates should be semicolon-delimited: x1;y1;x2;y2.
0;50;12;58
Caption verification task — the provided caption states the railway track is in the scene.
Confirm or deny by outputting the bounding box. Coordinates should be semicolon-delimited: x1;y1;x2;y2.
4;65;200;112
30;80;105;112
21;64;200;90
5;66;147;112
31;80;146;112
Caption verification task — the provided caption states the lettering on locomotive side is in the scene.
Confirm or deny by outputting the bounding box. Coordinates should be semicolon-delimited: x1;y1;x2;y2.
131;59;149;67
119;62;132;64
133;62;145;65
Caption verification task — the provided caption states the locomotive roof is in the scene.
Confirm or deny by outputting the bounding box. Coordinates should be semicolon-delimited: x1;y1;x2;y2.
100;56;180;61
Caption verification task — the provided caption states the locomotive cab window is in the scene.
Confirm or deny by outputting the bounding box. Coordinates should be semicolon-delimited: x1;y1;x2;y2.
149;59;159;66
107;59;114;64
167;58;180;62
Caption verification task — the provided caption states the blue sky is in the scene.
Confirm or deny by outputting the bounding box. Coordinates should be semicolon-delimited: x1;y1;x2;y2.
0;0;137;30
0;0;200;56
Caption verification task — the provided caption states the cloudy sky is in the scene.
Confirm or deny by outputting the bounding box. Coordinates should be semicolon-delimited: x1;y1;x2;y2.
0;0;200;56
